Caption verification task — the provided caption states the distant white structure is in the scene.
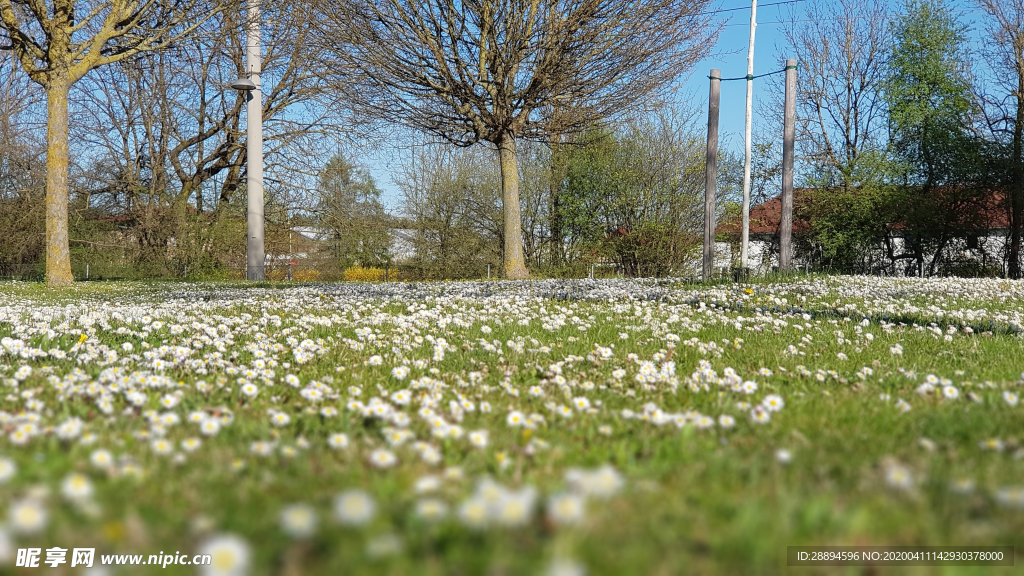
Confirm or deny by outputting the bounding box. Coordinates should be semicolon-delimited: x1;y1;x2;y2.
291;226;332;242
388;229;417;264
283;227;417;264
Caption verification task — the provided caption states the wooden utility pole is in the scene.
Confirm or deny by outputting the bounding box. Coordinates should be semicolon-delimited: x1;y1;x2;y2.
704;69;721;281
779;58;796;272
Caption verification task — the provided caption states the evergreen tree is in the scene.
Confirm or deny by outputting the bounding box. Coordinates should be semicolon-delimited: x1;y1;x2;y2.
317;155;390;268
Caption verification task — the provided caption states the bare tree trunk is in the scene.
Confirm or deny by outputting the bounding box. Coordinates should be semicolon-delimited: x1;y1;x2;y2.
549;135;564;268
497;136;530;279
173;184;195;272
45;77;74;286
928;236;948;276
1010;69;1024;279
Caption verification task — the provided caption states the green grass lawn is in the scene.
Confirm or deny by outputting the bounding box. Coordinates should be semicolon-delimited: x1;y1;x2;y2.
0;276;1021;575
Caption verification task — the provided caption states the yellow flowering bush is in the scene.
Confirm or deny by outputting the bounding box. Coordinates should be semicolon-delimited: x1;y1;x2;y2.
293;269;321;282
267;268;321;282
343;266;385;282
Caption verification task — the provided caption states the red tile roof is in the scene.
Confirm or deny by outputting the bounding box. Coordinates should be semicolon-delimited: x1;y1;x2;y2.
717;188;1010;235
716;190;811;235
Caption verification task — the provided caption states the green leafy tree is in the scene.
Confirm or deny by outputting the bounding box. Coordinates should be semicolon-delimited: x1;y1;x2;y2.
886;0;974;183
884;0;987;275
798;173;900;273
560;111;726;277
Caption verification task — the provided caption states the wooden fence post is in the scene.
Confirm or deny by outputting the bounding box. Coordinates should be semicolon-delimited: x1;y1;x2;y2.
780;58;797;272
705;69;721;281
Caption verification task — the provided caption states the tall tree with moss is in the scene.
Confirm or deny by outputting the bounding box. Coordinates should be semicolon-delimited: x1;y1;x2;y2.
0;0;242;286
312;0;717;279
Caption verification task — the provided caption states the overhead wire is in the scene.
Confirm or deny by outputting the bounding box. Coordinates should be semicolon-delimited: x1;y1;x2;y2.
710;63;796;82
695;0;806;18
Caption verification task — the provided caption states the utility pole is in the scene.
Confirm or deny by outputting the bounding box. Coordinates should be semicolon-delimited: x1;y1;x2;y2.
740;0;757;271
779;58;797;272
704;69;721;281
245;0;265;281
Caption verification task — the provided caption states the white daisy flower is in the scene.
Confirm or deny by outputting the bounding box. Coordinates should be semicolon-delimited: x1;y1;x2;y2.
181;438;202;452
151;439;173;455
335;490;376;526
8;499;47;535
469;430;489;449
280;504;317;539
762;394;785;412
413;498;448;522
200;419;221;436
1003;391;1019;407
547;493;585;525
368;449;397;469
884;462;914;490
197;534;251;576
60;473;93;501
0;457;16;483
327;433;350;449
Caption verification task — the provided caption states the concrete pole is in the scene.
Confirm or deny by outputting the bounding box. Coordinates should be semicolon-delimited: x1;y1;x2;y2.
780;58;797;272
704;70;721;281
740;0;757;270
245;0;265;281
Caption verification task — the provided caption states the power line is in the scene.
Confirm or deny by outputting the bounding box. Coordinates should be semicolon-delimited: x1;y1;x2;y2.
696;0;806;17
722;5;982;26
712;63;795;82
724;18;811;27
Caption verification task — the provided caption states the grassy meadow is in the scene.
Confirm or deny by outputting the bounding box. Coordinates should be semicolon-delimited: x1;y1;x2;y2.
0;276;1021;575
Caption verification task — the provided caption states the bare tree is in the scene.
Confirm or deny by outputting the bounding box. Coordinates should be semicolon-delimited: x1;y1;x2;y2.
771;0;901;271
312;0;717;278
781;0;891;185
70;1;345;275
0;49;42;197
0;0;242;285
977;0;1024;277
396;143;502;278
0;52;46;277
514;139;552;266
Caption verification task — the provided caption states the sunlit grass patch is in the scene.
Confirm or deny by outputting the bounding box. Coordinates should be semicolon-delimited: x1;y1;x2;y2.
0;276;1022;574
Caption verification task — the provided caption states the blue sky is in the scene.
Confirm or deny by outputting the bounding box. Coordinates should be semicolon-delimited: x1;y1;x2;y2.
365;0;990;211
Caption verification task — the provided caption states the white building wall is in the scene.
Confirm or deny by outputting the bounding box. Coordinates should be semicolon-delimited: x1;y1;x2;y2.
686;242;734;277
884;234;1007;276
